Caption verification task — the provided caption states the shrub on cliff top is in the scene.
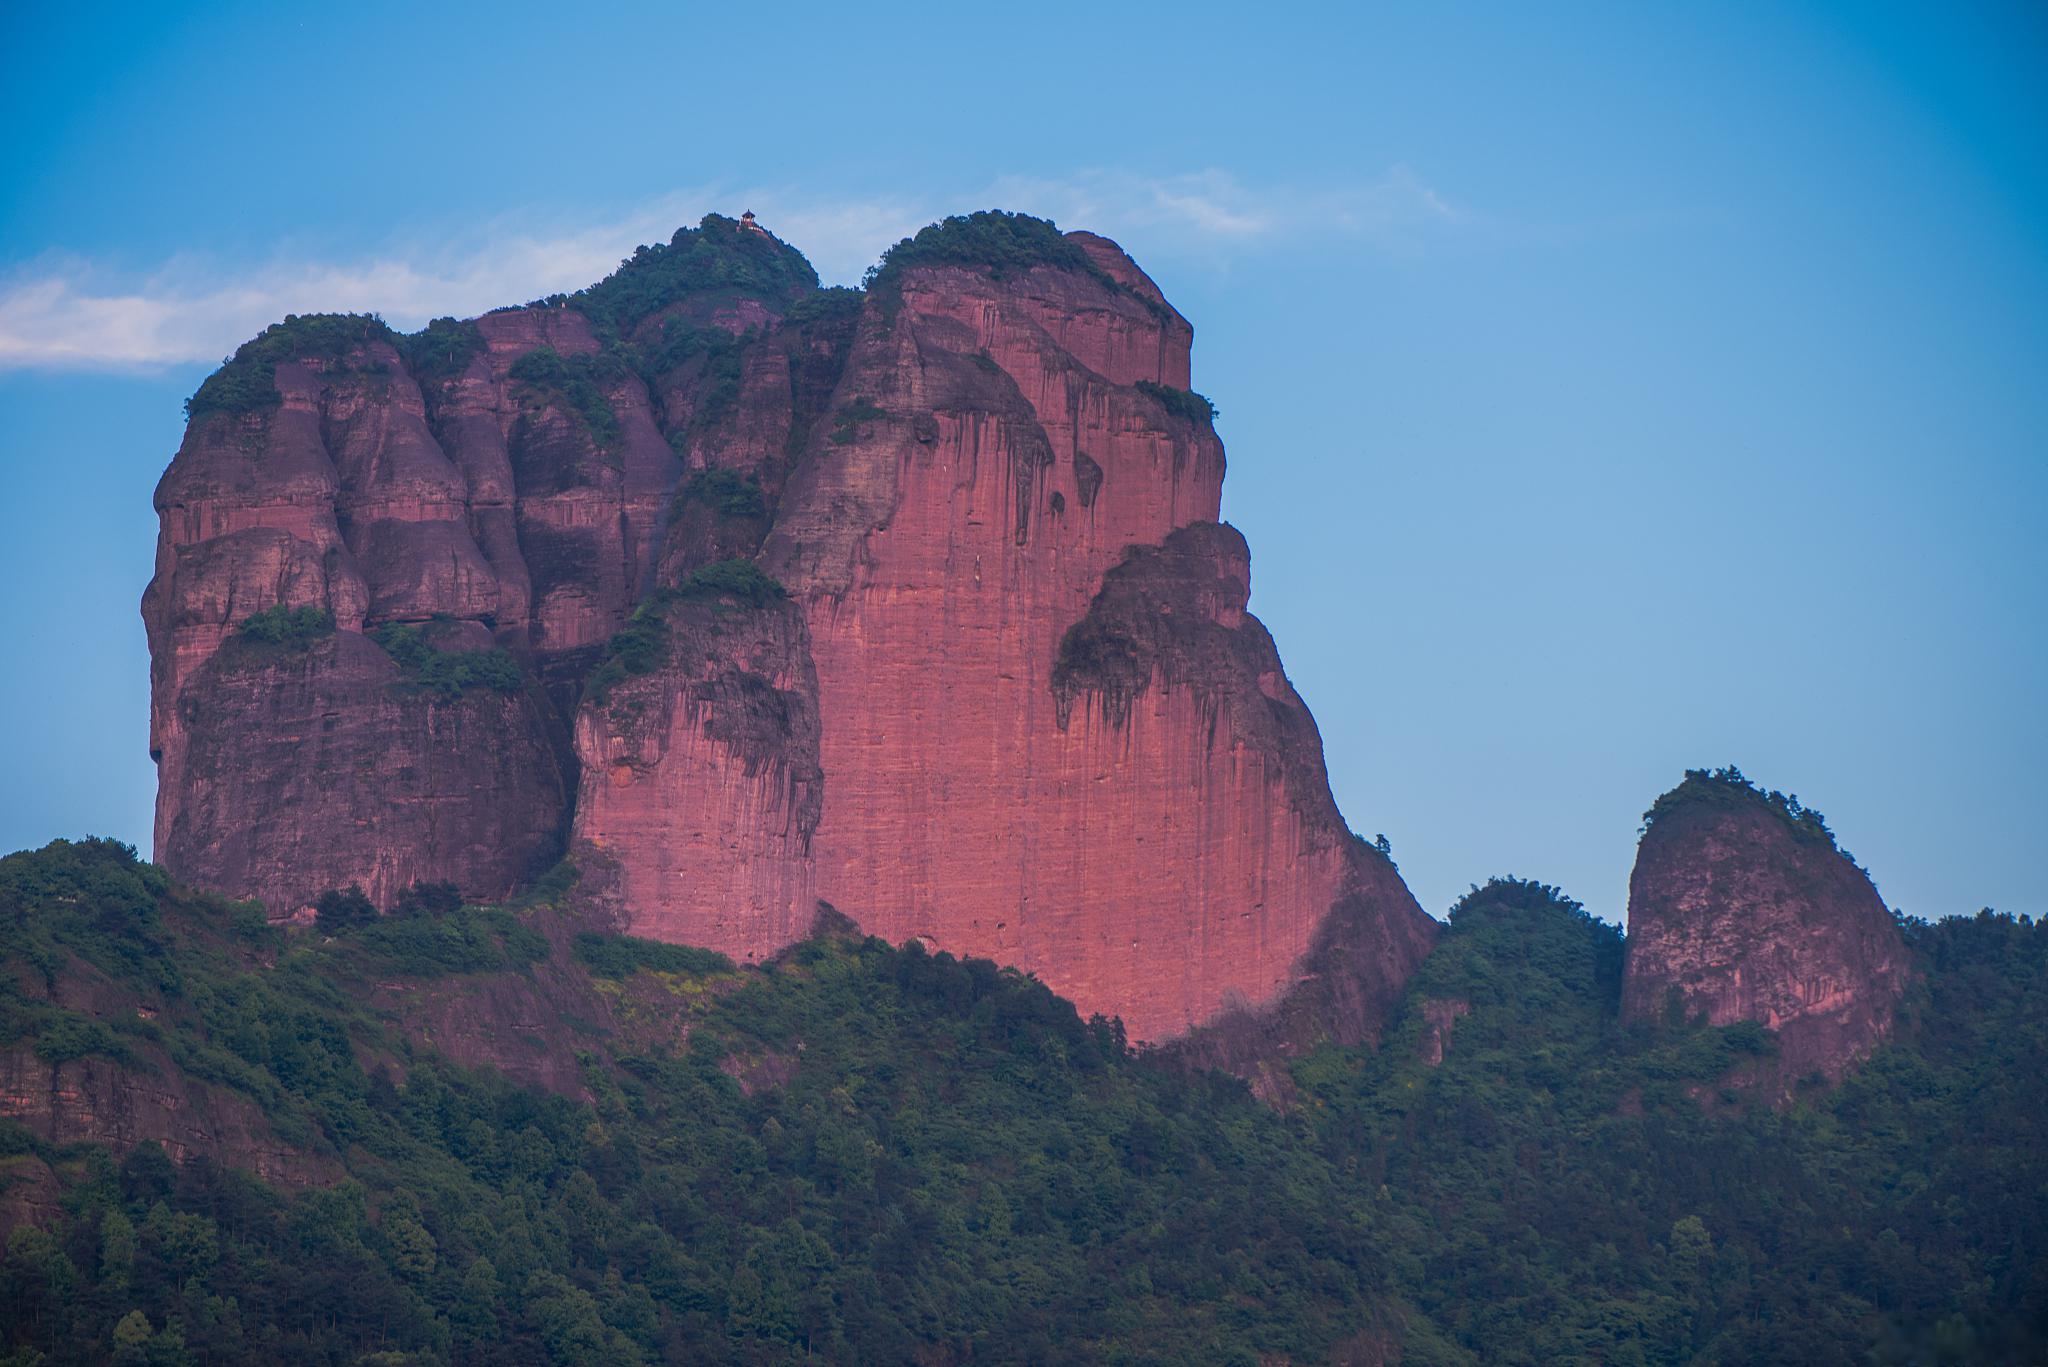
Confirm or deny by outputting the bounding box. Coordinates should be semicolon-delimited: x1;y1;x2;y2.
185;313;394;419
780;285;865;329
1640;765;1843;854
866;210;1098;287
864;210;1172;326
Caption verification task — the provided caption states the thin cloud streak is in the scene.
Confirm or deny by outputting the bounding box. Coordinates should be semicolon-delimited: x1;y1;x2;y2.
0;170;1460;372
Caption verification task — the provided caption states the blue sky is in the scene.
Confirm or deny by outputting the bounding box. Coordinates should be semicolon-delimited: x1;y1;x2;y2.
2;0;2043;923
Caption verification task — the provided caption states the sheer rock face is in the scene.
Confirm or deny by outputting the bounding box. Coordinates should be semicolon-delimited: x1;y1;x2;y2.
574;600;823;958
162;631;569;917
145;216;1436;1047
1621;781;1910;1084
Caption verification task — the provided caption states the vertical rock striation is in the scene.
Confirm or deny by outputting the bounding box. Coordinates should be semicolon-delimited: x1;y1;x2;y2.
145;211;1436;1048
1621;769;1910;1084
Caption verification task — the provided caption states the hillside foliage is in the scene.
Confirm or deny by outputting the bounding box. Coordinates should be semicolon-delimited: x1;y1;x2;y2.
0;846;2041;1365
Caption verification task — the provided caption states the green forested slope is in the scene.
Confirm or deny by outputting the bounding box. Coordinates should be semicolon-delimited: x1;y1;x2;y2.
0;842;2041;1365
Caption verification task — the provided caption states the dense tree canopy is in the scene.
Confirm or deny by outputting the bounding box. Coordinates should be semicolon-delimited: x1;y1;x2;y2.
0;844;2041;1365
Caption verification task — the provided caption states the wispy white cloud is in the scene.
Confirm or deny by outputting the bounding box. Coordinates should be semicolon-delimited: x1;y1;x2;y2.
985;166;1462;247
0;169;1461;372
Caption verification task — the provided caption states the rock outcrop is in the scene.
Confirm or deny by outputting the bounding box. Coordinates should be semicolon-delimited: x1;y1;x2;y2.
144;210;1436;1047
1621;768;1910;1084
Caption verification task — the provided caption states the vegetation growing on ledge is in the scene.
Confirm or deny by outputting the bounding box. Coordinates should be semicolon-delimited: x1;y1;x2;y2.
639;325;751;445
508;346;626;450
572;931;732;980
672;557;787;607
586;562;789;702
371;621;524;699
1641;765;1843;853
587;603;670;693
1051;614;1151;701
184;313;395;418
667;468;767;524
232;604;334;651
828;396;887;445
1135;379;1218;427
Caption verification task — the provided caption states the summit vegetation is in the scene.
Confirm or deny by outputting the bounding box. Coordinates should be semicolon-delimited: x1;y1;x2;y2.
560;215;819;342
863;211;1171;324
184;315;396;419
1641;765;1845;855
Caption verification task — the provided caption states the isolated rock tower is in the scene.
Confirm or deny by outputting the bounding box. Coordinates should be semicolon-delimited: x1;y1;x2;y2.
1622;769;1909;1084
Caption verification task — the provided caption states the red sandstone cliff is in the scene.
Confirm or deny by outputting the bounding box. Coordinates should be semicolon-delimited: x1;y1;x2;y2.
144;211;1436;1048
1621;769;1910;1085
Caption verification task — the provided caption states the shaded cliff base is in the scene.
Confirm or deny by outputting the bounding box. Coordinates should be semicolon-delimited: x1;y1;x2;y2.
3;840;2043;1364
